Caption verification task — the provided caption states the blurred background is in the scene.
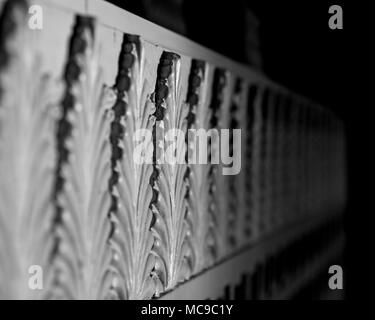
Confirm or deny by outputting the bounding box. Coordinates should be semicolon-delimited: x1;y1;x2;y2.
106;0;356;299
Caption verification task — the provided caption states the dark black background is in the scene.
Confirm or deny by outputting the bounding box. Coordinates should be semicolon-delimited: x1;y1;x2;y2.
107;0;363;299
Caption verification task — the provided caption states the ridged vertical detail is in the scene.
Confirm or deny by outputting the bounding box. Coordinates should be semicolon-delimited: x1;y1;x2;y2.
184;60;206;273
150;52;192;291
271;93;283;228
259;87;270;233
263;89;276;232
281;96;294;226
206;68;227;262
108;35;163;299
54;16;94;234
51;16;116;299
244;85;258;240
226;78;244;248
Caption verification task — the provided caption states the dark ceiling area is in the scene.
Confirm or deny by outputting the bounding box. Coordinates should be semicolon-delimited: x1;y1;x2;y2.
107;0;349;119
107;0;360;298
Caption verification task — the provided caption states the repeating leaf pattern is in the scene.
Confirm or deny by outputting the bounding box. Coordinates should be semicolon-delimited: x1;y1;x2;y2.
0;0;347;300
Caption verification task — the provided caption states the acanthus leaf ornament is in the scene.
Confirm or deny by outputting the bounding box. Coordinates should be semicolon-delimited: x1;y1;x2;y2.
0;0;62;299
